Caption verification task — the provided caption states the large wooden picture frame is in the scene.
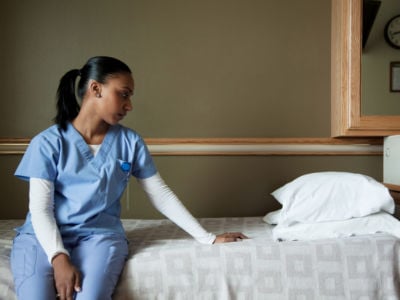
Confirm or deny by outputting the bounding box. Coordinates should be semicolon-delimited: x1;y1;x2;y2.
331;0;400;137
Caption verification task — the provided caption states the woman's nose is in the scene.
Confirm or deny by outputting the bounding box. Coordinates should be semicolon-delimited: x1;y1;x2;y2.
125;100;133;111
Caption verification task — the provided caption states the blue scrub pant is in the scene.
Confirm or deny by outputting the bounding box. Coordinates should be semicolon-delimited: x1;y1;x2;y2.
11;233;128;300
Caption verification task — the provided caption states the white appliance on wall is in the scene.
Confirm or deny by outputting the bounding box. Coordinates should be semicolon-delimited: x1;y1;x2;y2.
384;135;400;186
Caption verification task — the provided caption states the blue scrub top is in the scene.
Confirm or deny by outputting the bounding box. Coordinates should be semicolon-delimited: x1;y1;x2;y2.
15;123;157;237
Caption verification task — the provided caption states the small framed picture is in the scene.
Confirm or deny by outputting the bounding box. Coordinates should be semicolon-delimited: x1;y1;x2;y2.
390;62;400;92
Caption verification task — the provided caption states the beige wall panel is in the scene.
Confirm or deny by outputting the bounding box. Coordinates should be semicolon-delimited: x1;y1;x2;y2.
0;156;28;219
1;155;382;220
121;155;383;219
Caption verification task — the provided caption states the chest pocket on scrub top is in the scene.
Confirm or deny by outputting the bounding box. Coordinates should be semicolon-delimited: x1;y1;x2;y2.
115;159;132;183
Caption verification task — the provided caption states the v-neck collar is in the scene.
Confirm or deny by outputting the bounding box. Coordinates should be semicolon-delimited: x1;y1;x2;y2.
66;123;119;168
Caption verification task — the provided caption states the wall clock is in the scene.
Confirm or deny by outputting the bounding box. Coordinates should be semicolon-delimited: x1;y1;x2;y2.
385;15;400;49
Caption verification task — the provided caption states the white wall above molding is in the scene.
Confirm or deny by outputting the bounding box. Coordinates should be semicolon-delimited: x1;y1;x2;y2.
0;138;383;156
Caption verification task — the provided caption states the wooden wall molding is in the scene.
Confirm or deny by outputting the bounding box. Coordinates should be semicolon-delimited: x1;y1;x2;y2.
0;137;383;156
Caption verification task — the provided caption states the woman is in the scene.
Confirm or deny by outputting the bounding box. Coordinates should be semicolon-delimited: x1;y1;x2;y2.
11;56;246;300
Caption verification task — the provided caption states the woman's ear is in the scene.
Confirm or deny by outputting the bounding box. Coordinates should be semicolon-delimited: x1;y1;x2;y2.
88;80;102;98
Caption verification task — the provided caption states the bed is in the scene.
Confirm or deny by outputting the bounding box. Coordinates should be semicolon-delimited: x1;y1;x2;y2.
1;217;400;299
2;172;400;299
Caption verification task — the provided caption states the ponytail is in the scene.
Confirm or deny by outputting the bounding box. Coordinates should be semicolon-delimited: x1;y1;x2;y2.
54;56;131;131
54;69;81;130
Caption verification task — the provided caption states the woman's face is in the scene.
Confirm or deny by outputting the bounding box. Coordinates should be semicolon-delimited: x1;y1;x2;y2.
97;72;134;125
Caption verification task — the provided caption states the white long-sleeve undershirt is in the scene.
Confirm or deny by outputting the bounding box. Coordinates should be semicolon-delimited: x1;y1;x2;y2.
29;178;69;263
137;173;216;244
29;173;216;263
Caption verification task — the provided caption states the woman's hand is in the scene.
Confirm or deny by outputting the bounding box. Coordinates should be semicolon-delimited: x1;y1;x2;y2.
213;232;248;243
52;253;81;300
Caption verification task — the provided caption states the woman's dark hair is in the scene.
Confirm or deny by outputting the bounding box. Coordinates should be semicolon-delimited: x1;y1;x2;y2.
54;56;132;130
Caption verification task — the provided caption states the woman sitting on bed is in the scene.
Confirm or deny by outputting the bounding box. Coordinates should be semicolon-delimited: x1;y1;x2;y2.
11;56;247;300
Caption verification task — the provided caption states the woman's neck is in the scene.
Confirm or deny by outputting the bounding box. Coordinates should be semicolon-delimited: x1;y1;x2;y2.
72;114;109;145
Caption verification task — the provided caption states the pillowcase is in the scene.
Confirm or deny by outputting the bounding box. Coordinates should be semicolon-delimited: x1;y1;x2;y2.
271;172;394;226
271;212;400;241
262;209;281;225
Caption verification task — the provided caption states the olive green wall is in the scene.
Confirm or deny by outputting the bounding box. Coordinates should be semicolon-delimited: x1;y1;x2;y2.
0;154;383;219
0;0;385;219
0;0;331;138
122;155;383;219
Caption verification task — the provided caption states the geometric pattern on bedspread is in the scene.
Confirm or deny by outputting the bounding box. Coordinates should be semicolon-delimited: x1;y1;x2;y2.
1;218;400;300
114;217;400;300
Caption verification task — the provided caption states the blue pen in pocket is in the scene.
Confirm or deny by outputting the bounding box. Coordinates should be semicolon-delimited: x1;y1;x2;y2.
120;161;131;172
118;160;132;181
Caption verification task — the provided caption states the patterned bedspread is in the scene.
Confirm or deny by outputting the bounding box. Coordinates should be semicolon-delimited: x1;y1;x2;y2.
1;218;400;299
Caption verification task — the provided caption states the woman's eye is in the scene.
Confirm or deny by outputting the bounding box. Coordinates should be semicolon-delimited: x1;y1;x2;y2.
120;92;130;99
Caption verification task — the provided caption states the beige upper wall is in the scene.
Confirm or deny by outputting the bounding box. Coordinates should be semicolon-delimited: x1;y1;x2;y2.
0;0;331;138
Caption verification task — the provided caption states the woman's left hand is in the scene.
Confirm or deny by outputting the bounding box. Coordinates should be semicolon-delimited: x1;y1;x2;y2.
213;232;248;243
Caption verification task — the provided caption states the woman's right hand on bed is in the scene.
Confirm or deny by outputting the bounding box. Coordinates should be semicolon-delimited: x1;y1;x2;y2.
213;232;248;243
52;253;81;300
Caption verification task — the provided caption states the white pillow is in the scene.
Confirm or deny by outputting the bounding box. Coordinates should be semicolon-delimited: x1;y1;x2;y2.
262;209;281;225
271;172;394;226
272;212;400;241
